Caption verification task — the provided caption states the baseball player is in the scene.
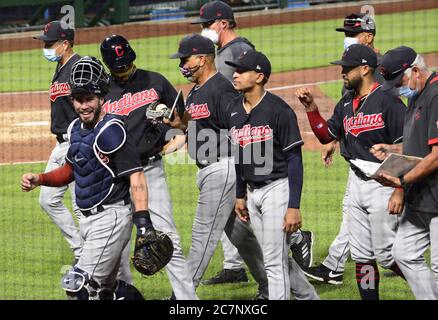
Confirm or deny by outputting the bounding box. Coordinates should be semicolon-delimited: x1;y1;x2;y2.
296;44;406;300
33;21;82;261
169;34;269;299
100;35;198;300
305;12;396;284
371;46;438;300
225;50;319;300
21;56;147;300
193;0;253;285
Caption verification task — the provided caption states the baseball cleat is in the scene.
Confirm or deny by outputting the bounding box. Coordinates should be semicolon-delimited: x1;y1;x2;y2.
201;268;249;285
303;264;343;285
290;230;314;269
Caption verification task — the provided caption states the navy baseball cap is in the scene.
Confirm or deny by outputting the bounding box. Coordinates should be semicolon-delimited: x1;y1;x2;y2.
331;44;378;68
191;1;234;24
170;34;215;59
336;13;376;35
33;20;75;42
380;46;417;91
225;50;271;79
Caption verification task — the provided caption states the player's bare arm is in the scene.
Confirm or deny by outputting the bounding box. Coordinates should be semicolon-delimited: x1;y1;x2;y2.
370;143;403;161
322;140;338;167
283;208;302;233
130;171;148;211
161;135;187;155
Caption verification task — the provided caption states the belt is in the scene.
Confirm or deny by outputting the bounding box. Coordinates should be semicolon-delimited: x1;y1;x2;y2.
141;154;162;166
80;198;130;217
56;133;68;144
349;164;372;181
247;178;279;191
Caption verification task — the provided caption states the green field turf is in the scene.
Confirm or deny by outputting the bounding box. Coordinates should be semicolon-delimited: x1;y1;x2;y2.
0;151;414;300
0;8;438;92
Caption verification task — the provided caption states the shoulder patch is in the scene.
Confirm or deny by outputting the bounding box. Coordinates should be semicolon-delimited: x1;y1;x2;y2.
95;120;126;154
429;76;438;85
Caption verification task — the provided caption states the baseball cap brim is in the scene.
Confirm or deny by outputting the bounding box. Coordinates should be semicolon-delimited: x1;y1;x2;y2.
170;51;189;59
381;72;404;91
330;60;360;67
33;34;58;41
190;17;214;24
335;27;362;33
225;60;254;72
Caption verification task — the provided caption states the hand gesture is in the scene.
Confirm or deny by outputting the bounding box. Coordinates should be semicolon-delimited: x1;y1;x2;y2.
369;144;390;161
235;198;249;222
283;208;302;233
295;88;317;111
21;173;40;192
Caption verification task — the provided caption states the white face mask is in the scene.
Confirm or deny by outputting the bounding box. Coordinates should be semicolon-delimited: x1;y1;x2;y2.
201;28;219;45
344;37;358;49
43;43;64;62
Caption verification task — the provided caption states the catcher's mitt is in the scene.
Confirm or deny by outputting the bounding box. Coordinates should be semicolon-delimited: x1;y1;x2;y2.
132;229;174;276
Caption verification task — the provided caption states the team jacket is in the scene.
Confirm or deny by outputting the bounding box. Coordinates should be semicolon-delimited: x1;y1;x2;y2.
66;114;142;210
50;54;81;139
402;72;438;213
328;84;406;163
226;91;304;183
185;72;239;167
104;69;183;160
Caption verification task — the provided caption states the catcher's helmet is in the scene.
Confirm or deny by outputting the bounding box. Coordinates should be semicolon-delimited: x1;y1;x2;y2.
100;35;136;71
70;56;110;97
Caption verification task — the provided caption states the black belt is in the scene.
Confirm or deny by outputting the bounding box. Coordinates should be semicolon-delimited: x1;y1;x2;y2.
141;154;162;166
248;178;279;191
80;198;130;217
349;164;372;181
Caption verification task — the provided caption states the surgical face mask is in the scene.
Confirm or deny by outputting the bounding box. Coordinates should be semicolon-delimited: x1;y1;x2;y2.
344;37;358;49
201;28;219;45
43;43;64;62
398;85;418;98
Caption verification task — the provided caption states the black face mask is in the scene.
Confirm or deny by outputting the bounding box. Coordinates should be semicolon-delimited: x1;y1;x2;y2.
111;64;137;83
179;58;202;79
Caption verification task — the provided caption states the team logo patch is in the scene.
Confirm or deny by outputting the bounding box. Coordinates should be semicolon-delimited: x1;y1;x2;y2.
186;103;210;120
50;82;71;102
343;112;385;137
103;89;159;115
230;124;273;148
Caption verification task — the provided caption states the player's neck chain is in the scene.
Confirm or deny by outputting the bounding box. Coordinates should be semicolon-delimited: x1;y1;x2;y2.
353;84;381;116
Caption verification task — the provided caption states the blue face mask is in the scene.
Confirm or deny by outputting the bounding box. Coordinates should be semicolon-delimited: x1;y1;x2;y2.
398;85;418;98
43;43;64;62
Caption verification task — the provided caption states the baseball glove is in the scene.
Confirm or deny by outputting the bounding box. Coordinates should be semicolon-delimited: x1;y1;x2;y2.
132;229;174;276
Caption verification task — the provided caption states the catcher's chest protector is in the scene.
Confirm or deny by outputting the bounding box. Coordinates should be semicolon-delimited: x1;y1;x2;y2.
69;115;118;210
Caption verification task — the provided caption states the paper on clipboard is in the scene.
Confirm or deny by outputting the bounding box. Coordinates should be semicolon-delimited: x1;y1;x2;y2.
350;153;423;179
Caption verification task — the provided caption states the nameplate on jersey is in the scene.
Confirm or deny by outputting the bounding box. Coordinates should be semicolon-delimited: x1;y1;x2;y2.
343;112;384;137
103;89;159;115
230;124;273;148
186;103;210;120
50;81;71;102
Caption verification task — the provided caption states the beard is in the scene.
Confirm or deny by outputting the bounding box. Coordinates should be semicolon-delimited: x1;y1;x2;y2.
344;75;362;91
81;103;102;128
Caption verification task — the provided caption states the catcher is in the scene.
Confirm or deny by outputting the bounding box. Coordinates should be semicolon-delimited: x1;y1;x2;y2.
21;56;172;300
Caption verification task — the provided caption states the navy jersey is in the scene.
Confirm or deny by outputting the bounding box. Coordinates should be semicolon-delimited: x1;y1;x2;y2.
66;114;143;207
185;72;239;167
227;91;303;183
328;84;405;163
104;69;183;160
403;72;438;212
50;53;81;139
